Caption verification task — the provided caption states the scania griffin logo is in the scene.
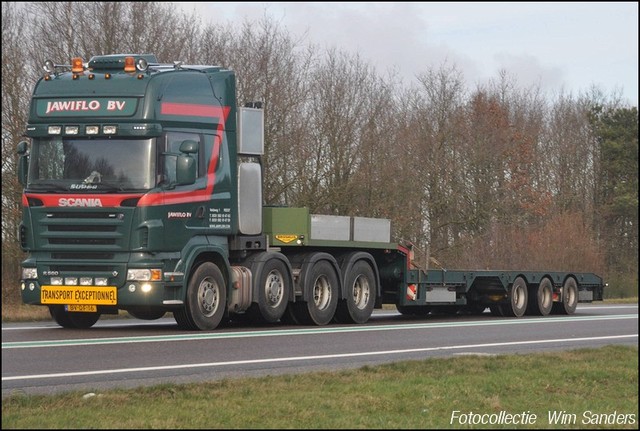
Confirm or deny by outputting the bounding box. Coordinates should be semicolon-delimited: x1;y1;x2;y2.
58;198;103;207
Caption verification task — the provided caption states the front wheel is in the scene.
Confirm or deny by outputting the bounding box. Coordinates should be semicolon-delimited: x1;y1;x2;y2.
175;262;227;330
49;305;101;329
127;306;167;320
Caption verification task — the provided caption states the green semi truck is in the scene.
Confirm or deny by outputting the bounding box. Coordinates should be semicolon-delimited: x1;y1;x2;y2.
16;54;605;330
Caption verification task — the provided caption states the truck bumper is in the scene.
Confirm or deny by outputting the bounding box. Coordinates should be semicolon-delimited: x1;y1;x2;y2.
20;280;184;309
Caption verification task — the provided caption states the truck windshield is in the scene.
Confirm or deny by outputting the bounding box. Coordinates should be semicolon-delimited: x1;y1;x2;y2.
26;137;156;192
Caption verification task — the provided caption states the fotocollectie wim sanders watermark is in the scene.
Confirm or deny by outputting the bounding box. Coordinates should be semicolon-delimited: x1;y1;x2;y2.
450;410;637;426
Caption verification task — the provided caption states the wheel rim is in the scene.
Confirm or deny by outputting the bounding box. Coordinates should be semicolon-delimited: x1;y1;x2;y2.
565;283;577;307
352;275;371;310
265;269;284;308
541;284;552;309
514;284;526;309
313;275;331;310
198;276;220;317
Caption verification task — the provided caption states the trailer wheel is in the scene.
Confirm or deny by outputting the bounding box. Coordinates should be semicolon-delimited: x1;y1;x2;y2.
527;278;553;316
49;305;101;329
293;260;339;325
334;260;376;324
176;262;226;330
553;277;578;315
503;276;528;317
250;258;291;323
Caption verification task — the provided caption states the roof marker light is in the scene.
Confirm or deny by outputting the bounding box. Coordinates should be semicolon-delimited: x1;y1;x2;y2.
124;56;135;72
71;57;84;73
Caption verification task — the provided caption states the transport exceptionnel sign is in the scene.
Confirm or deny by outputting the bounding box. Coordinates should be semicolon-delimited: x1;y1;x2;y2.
36;98;138;117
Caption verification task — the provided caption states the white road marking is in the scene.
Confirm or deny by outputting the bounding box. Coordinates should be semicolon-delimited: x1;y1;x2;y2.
3;334;636;382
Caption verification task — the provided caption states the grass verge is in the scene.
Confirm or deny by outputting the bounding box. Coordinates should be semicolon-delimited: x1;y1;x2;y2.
2;345;638;429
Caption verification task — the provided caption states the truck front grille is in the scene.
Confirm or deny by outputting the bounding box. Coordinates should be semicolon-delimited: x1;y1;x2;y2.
34;209;132;252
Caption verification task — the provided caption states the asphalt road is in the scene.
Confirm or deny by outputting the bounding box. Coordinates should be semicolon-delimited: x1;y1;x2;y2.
2;304;637;398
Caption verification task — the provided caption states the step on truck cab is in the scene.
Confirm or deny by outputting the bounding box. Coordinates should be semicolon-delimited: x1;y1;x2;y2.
16;54;605;329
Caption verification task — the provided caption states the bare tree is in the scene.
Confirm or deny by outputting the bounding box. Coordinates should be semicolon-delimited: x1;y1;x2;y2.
543;92;598;218
1;2;631;309
2;3;31;289
410;62;467;256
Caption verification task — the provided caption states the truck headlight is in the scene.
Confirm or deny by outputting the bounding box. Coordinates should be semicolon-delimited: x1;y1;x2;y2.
22;268;38;279
127;269;162;281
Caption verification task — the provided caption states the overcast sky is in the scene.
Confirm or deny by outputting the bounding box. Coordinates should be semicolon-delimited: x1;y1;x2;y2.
177;2;638;106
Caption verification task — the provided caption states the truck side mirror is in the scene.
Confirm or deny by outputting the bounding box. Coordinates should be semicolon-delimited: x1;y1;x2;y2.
176;155;196;185
179;140;198;154
175;140;198;185
16;141;29;186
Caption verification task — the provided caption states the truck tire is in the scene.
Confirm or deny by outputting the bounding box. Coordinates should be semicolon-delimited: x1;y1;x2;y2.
249;257;291;323
49;305;101;329
175;262;226;330
293;260;339;325
527;278;553;316
334;260;376;324
127;307;166;320
503;276;528;317
553;277;578;315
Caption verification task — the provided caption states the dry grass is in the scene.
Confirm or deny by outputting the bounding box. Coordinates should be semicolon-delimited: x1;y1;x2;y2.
1;302;51;322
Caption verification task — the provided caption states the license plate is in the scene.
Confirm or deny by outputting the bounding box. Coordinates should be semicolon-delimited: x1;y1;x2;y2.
41;286;117;305
65;304;97;312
